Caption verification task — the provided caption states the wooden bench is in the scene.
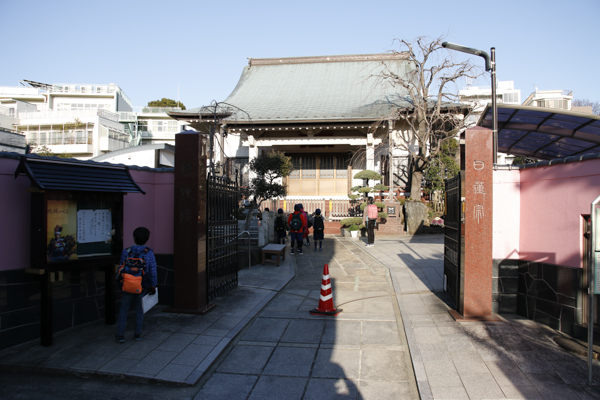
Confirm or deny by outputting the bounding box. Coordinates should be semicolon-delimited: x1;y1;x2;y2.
261;244;286;267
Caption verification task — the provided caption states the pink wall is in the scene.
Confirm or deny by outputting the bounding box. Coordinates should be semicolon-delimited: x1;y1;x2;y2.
493;158;600;269
1;157;31;271
492;170;521;260
124;170;174;254
0;156;174;272
519;159;600;269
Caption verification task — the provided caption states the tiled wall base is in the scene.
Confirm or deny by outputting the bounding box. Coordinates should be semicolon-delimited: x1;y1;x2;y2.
493;259;586;339
0;254;173;351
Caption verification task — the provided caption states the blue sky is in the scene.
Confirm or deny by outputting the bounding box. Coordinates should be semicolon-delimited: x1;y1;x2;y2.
1;0;598;109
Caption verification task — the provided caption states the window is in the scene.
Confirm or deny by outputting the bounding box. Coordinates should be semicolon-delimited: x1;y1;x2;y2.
290;157;301;179
301;156;316;179
503;93;519;103
287;154;349;196
150;120;177;133
320;156;334;179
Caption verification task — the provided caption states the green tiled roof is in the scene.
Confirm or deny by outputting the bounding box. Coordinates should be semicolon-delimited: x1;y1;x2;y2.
176;54;414;124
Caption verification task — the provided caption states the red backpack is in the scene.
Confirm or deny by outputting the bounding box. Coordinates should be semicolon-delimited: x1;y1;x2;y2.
367;204;378;219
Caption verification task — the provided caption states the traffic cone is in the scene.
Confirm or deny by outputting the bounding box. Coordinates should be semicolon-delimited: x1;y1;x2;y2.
310;264;342;316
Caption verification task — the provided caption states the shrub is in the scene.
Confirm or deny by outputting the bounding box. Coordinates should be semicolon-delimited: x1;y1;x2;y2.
340;217;362;228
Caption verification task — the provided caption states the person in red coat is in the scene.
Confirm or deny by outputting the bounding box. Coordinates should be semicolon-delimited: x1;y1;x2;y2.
300;204;310;246
288;204;307;254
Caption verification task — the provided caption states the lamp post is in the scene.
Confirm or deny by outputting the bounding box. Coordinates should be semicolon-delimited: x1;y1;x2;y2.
442;42;497;164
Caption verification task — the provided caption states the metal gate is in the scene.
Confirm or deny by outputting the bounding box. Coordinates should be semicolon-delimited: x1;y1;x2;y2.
207;173;239;300
444;174;462;308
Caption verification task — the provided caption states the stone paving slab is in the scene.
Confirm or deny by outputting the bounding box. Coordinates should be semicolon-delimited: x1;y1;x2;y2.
194;236;420;399
354;234;600;400
2;233;600;399
0;254;295;385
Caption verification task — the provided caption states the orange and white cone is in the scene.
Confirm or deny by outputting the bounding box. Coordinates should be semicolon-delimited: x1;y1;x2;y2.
310;264;342;316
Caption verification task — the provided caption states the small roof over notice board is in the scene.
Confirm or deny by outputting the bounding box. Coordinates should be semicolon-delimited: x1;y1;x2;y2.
14;155;146;194
479;104;600;160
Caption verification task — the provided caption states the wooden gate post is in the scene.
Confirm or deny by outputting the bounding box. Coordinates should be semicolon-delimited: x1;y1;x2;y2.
167;131;214;314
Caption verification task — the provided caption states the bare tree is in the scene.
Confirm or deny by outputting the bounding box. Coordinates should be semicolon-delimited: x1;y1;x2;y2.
375;36;479;199
572;98;600;115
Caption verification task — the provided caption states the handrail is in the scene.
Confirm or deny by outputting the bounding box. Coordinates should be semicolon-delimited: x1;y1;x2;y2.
238;231;251;270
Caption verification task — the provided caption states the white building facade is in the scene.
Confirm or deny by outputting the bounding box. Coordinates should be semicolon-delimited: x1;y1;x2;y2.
0;81;187;163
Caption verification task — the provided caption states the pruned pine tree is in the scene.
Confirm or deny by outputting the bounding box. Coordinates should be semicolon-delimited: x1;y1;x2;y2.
242;152;293;230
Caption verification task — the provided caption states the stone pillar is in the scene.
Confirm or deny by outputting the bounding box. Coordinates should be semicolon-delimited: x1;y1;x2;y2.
451;127;496;320
169;131;213;314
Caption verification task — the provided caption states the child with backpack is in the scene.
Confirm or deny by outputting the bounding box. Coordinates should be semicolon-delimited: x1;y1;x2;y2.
115;227;157;343
287;204;306;254
274;208;288;244
312;209;325;252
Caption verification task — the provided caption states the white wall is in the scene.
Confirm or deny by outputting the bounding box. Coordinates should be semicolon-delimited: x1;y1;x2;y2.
224;133;249;158
116;92;133;112
93;147;174;168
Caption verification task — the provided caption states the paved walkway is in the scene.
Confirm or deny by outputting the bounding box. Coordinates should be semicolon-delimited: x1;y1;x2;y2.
195;236;418;400
357;234;600;400
1;233;600;400
0;257;295;386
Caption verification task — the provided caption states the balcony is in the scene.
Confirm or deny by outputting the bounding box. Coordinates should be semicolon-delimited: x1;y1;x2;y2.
25;130;92;146
136;106;182;114
0;86;43;96
18;109;99;120
49;84;133;108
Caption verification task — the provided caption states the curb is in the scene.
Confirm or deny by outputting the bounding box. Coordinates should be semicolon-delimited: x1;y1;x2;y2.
553;336;600;360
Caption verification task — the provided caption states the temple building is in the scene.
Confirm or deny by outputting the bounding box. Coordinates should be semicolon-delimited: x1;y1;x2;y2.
169;53;416;199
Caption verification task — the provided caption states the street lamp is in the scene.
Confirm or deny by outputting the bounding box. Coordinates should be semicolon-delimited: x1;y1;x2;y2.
442;42;497;164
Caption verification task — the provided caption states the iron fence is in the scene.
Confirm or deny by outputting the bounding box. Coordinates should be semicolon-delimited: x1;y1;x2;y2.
207;173;239;300
443;174;461;308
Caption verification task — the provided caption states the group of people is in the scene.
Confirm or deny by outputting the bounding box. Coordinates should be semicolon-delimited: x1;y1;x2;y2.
115;199;379;341
274;203;325;254
273;197;379;252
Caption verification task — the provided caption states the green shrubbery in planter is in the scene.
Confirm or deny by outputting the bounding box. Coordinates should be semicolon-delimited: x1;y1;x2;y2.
347;225;362;231
340;217;364;231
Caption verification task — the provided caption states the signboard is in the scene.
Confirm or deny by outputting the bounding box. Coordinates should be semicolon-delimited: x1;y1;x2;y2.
387;206;396;216
77;209;112;244
47;200;78;262
46;200;114;263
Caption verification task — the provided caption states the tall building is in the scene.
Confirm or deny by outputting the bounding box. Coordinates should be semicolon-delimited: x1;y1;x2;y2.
522;88;572;110
460;81;521;123
0;80;187;162
459;81;522;164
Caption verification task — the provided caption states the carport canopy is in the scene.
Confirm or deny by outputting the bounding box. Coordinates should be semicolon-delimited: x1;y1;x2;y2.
478;104;600;160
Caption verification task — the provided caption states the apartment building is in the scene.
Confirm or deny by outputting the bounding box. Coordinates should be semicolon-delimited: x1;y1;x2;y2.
522;88;572;110
0;80;186;162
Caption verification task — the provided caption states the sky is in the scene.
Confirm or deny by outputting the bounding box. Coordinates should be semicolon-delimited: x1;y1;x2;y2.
1;0;598;110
